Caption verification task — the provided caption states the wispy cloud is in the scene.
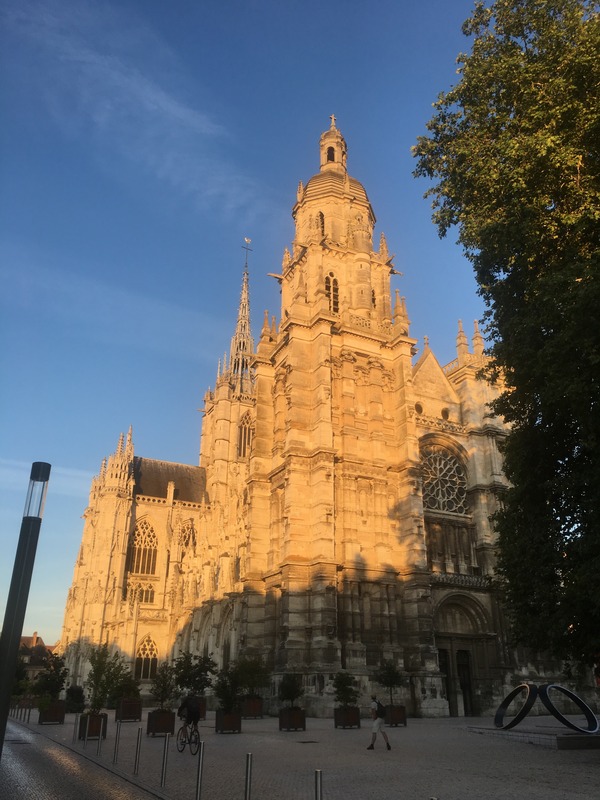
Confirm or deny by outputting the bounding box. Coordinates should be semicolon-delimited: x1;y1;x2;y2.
0;458;93;500
0;242;231;363
2;0;261;216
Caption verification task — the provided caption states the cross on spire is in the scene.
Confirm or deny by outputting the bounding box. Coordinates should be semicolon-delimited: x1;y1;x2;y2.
329;114;336;129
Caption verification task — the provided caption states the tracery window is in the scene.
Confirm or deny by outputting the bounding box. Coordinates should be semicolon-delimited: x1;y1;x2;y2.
237;412;253;458
178;520;196;559
421;444;468;514
325;272;339;314
318;211;325;236
129;582;155;605
127;520;158;575
134;635;158;680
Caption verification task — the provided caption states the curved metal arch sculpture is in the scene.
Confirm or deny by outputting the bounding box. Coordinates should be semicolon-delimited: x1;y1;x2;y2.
494;683;598;734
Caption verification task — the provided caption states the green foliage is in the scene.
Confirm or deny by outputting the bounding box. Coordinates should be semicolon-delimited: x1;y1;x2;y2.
373;660;404;707
213;663;244;713
413;0;600;665
149;662;178;711
278;673;304;708
85;644;134;714
12;658;29;697
173;651;217;696
332;671;359;708
65;685;85;713
235;655;270;697
33;653;68;700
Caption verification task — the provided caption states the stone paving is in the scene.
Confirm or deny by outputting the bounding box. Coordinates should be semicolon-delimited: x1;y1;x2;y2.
2;709;599;800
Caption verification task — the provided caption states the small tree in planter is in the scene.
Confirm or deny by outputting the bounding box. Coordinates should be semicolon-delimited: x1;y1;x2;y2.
147;662;177;736
373;660;407;726
278;673;306;731
236;655;270;718
173;651;217;721
34;653;68;724
65;685;85;713
214;663;243;733
81;644;130;739
333;671;361;729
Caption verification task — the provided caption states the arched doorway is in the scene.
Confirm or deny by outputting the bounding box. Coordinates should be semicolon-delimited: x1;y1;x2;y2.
434;598;489;717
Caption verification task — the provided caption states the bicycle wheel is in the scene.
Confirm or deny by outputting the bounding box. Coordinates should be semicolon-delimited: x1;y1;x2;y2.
176;725;187;752
189;727;200;755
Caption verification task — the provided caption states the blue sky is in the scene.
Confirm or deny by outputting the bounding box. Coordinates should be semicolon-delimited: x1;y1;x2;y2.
0;0;486;645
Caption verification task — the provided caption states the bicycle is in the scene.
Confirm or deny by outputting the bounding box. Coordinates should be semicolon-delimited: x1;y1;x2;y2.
176;719;200;755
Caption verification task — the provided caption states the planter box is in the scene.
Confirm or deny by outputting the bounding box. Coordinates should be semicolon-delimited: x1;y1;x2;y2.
38;700;66;725
334;706;361;729
78;713;108;740
385;704;407;727
146;709;176;736
115;698;142;722
241;696;264;718
279;707;306;731
215;709;242;733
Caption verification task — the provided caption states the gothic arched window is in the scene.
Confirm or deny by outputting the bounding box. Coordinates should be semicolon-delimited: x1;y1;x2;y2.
237;411;253;458
128;520;158;575
421;444;468;514
134;635;158;680
325;272;339;314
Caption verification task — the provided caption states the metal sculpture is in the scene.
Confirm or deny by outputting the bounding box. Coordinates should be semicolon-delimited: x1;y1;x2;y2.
494;683;598;733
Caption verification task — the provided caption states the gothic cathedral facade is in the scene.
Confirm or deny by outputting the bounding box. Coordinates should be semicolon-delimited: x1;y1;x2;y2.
60;120;543;717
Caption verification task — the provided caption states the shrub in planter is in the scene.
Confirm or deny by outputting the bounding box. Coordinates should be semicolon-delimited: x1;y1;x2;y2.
80;643;132;738
33;653;68;702
65;685;85;714
278;673;306;731
214;664;243;733
173;651;216;720
147;662;177;736
236;655;270;718
333;671;361;729
373;660;407;726
37;698;67;725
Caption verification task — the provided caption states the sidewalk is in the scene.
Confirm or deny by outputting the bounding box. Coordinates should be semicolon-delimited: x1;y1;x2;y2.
3;709;599;800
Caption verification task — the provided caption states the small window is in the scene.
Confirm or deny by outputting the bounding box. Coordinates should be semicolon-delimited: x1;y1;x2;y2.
415;403;423;415
371;289;376;308
441;408;449;421
325;272;339;314
318;211;325;236
327;146;335;162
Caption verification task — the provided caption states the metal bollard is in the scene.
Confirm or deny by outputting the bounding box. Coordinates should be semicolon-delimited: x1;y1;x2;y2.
195;740;205;800
83;714;90;750
315;769;323;800
96;726;102;757
160;732;170;787
72;713;80;743
113;720;121;764
244;752;253;800
133;727;143;775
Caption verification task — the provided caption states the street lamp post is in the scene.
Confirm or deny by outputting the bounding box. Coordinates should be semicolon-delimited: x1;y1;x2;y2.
0;462;51;761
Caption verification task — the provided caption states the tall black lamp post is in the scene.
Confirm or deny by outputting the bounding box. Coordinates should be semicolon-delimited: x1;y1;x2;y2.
0;462;51;761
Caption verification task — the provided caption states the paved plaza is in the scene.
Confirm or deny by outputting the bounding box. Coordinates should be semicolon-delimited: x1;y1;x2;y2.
1;709;598;800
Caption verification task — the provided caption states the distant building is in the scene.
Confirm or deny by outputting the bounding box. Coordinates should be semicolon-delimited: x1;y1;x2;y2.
60;120;560;716
19;631;54;684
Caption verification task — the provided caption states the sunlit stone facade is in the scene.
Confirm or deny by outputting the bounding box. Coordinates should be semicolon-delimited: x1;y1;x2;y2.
60;121;552;717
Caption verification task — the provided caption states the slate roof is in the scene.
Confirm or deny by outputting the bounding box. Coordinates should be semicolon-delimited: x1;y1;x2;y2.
133;457;207;504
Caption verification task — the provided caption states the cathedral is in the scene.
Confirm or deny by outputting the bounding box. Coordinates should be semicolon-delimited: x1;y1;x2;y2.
60;119;551;717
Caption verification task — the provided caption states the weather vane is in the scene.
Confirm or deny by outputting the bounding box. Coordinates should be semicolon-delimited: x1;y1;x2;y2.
242;237;252;270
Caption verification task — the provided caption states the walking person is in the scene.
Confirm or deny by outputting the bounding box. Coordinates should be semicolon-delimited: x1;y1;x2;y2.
367;694;391;750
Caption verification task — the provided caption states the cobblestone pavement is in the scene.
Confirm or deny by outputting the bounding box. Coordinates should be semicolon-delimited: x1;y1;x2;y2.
2;710;598;800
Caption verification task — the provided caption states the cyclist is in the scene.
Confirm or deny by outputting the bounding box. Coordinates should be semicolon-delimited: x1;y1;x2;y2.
178;693;201;729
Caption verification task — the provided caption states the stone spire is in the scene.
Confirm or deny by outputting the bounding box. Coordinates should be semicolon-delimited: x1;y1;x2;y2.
227;242;255;398
456;319;469;365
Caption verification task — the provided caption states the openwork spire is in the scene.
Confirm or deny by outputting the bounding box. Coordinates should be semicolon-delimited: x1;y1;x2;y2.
228;240;255;398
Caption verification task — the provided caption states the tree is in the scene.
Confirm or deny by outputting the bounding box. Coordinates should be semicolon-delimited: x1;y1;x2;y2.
332;671;360;708
235;654;270;698
149;662;178;711
33;653;68;700
413;0;600;664
278;673;304;708
173;651;217;696
85;644;133;714
373;661;404;707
